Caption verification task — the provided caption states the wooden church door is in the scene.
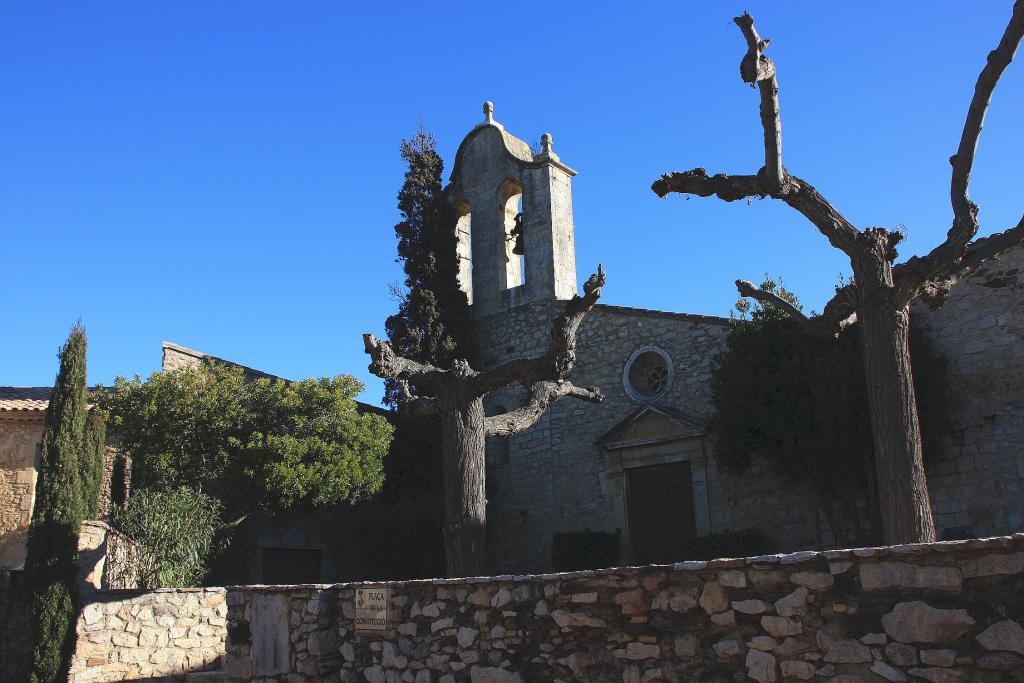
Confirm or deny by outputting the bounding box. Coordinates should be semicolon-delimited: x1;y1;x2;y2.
627;461;697;565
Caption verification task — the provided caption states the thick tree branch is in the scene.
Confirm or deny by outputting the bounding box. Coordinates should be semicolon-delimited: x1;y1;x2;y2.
735;12;783;191
652;169;765;203
484;380;603;438
653;170;860;256
362;334;450;385
913;216;1024;309
960;217;1024;271
651;12;863;257
951;0;1024;229
778;176;861;254
550;265;606;376
894;0;1024;307
736;279;858;336
817;283;859;334
735;279;807;321
395;380;438;418
471;266;606;396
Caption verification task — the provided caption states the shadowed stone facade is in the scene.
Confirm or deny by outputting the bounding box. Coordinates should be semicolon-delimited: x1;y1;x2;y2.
912;244;1024;538
449;104;1024;574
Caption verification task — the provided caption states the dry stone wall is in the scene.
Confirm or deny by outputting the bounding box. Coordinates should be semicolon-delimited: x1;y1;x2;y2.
219;534;1024;682
67;587;228;682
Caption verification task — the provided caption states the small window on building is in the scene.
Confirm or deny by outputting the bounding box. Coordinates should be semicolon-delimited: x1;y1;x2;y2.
623;347;673;402
262;548;322;585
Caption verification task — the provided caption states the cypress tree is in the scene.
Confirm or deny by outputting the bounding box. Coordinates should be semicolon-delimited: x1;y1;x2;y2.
24;323;89;683
385;126;471;387
376;126;470;577
81;411;107;519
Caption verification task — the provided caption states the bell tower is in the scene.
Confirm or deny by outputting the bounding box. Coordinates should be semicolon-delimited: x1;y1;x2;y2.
446;102;578;319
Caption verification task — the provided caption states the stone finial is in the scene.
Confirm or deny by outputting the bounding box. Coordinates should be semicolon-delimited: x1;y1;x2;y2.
541;133;553;154
483;101;494;124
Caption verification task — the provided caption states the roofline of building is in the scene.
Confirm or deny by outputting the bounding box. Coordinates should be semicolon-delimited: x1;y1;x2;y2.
594;303;732;328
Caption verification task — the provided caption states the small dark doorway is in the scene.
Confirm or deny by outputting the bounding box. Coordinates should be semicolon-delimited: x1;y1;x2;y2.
627;461;697;565
262;548;322;584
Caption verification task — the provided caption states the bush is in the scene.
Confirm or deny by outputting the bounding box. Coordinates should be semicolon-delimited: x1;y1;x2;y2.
114;487;221;587
710;276;949;546
551;530;620;571
678;529;772;561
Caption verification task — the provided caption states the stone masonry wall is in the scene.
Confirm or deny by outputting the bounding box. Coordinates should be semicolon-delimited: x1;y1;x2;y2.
0;414;43;570
216;534;1024;682
78;520;141;591
914;242;1024;539
67;587;228;682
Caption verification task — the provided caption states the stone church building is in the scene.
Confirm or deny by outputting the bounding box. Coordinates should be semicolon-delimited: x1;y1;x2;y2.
450;103;1024;573
3;104;1022;582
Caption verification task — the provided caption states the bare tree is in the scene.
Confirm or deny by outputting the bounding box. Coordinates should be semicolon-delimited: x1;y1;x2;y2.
653;5;1024;544
364;267;606;576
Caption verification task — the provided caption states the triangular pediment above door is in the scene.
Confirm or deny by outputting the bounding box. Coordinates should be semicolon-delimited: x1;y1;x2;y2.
595;405;707;450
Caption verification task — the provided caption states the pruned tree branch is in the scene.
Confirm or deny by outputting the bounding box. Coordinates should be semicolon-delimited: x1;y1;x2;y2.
652;169;765;203
363;334;450;385
471;265;606;396
484;380;603;438
652;10;863;259
894;0;1024;307
960;217;1024;271
779;176;861;254
551;265;606;376
735;279;808;321
395;379;438;418
951;0;1024;228
817;283;859;334
736;279;859;337
911;216;1024;309
735;12;784;191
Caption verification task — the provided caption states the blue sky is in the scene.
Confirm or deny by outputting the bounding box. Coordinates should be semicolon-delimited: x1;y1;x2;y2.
2;2;1022;404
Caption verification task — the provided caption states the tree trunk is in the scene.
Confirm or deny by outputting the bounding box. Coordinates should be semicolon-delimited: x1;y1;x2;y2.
438;385;487;577
855;271;937;544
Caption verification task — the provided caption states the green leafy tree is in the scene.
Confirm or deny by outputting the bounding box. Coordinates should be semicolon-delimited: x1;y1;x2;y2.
710;277;947;546
24;323;89;683
113;487;221;587
100;363;393;525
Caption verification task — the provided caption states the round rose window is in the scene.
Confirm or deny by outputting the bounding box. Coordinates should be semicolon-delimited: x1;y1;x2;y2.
624;347;673;401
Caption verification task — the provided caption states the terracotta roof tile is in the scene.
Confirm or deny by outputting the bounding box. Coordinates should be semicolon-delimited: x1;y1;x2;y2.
0;387;52;412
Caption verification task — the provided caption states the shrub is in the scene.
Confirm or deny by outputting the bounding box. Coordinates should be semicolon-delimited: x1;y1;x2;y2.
114;487;221;588
711;276;949;546
551;530;620;571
